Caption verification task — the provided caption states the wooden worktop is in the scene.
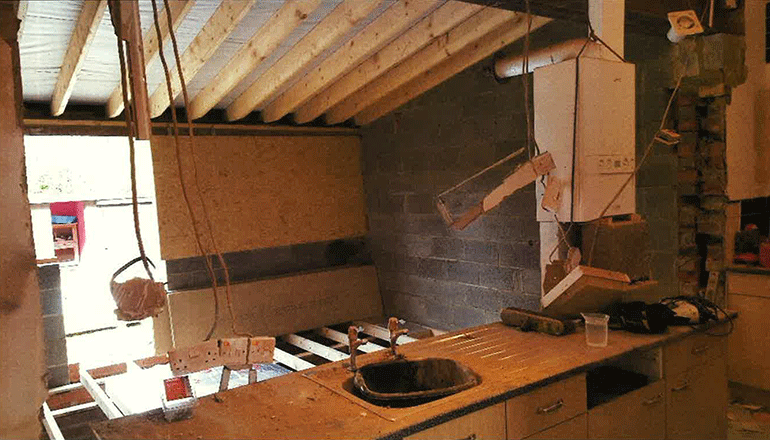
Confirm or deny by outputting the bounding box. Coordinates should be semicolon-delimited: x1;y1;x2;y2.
92;322;719;440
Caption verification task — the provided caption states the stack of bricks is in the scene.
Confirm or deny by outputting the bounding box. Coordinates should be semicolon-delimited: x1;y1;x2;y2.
674;88;729;306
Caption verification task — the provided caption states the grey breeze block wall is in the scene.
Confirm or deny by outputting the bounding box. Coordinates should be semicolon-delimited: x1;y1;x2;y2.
360;23;677;331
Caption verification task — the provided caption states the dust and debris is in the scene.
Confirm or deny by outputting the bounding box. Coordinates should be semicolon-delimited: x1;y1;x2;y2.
729;400;770;440
213;393;225;403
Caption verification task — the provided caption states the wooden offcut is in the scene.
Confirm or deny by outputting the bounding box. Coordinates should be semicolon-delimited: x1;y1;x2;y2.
151;134;367;260
541;266;631;318
167;266;382;348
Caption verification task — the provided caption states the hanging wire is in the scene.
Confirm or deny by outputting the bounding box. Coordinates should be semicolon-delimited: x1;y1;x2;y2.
158;0;251;338
148;0;225;340
115;33;153;281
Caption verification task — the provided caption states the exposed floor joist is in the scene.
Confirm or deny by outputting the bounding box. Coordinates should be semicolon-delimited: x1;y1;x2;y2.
79;369;122;420
324;6;518;124
314;327;385;353
283;334;348;362
147;0;256;118
106;0;194;118
260;0;440;123
225;0;381;122
355;15;553;124
50;0;107;116
353;320;418;344
187;0;322;120
42;403;65;440
273;347;315;371
49;401;99;418
293;0;481;124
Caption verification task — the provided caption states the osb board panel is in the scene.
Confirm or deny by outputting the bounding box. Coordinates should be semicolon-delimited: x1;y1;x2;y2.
151;135;368;260
168;265;382;348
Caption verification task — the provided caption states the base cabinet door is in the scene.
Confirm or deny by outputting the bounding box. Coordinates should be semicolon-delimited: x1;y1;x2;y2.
405;403;506;440
666;358;727;440
525;414;587;440
587;380;665;439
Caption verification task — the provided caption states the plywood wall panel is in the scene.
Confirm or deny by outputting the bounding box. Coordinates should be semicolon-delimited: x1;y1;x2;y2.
167;265;382;348
151;134;368;260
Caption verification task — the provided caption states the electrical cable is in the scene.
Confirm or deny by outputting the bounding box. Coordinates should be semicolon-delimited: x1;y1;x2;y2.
148;0;222;340
159;0;251;338
661;295;734;337
115;36;154;282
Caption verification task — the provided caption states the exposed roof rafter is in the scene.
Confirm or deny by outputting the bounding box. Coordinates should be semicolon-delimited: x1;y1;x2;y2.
324;6;518;125
187;0;322;120
292;0;482;125
355;15;552;124
225;0;381;122
147;0;256;119
260;0;442;123
50;0;107;117
105;0;195;119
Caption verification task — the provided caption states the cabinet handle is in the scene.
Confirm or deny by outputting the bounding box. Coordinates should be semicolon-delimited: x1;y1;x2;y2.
691;344;709;355
536;399;564;415
642;394;663;406
671;382;690;392
452;435;476;440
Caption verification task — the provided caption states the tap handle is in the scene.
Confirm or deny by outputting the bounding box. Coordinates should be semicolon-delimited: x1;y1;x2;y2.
388;317;399;334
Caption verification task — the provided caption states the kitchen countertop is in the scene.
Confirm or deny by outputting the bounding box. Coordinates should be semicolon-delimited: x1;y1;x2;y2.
92;321;728;440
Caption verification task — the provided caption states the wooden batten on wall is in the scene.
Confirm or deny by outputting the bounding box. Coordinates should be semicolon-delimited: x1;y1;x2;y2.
151;134;368;260
165;265;383;348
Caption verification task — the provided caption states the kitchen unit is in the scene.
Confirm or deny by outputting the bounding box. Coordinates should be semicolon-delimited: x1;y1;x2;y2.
92;321;728;440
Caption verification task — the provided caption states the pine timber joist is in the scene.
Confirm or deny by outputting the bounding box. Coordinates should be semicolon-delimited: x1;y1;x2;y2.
315;327;385;353
355;14;553;124
225;0;381;122
292;0;482;124
26;0;550;126
50;0;107;117
282;334;349;362
260;0;440;123
187;0;322;120
325;6;522;125
105;0;194;118
147;0;256;118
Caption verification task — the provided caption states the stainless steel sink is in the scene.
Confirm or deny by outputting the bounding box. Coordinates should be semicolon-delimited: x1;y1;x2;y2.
352;358;480;406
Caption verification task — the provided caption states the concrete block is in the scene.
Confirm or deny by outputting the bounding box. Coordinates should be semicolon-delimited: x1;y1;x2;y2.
431;237;463;259
446;260;481;285
37;264;61;291
478;266;516;292
499;241;540;269
463;240;498;264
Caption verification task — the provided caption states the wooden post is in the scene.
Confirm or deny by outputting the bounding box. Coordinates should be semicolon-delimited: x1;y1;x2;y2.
0;6;47;437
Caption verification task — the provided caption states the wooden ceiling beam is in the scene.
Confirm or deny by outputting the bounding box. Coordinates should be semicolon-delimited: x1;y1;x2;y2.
225;0;381;122
354;15;551;125
50;0;107;117
293;0;481;124
260;0;441;123
324;6;518;125
459;0;709;35
147;0;255;118
187;0;322;120
105;0;194;118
